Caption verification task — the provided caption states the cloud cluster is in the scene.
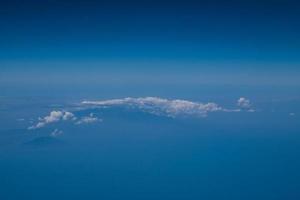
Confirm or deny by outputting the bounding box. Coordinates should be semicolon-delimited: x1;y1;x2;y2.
28;111;76;130
28;111;101;130
82;97;227;117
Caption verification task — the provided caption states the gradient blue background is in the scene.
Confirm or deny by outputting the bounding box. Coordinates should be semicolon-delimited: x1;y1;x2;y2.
1;0;300;88
1;1;300;200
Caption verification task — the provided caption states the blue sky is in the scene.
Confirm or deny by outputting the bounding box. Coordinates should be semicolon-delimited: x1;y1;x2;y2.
1;0;300;88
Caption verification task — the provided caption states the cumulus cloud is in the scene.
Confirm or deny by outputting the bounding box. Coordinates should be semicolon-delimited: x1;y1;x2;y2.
76;113;102;125
50;129;63;137
28;110;76;130
237;97;251;109
82;97;227;117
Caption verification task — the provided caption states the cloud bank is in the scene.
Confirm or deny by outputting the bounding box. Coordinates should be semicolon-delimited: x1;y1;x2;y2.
82;97;233;118
28;97;254;130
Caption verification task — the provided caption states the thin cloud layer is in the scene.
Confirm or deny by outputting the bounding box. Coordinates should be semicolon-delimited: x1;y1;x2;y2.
82;97;230;117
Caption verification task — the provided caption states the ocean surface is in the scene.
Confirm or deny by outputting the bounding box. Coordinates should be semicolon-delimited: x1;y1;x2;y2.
1;85;300;200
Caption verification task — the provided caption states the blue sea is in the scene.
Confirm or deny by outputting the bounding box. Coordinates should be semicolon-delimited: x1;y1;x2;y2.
1;85;300;200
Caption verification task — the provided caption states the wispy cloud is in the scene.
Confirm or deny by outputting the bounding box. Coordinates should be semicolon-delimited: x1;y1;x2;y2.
50;129;63;137
289;113;296;116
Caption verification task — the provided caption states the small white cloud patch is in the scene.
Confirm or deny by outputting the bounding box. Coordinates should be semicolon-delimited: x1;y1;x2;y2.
50;129;63;137
237;97;251;109
76;113;102;125
62;111;76;120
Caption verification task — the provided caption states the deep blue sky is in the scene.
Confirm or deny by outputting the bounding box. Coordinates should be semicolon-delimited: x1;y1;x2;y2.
1;0;300;86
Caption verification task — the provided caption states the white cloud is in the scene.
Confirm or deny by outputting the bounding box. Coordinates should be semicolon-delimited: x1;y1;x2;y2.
28;97;256;130
50;129;63;137
237;97;251;109
62;111;76;121
82;97;228;117
44;111;64;123
76;113;102;125
28;110;76;130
